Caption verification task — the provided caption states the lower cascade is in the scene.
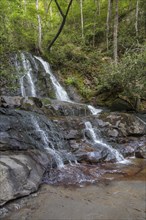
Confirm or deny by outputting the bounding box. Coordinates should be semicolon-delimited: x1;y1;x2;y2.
84;121;124;162
31;115;64;168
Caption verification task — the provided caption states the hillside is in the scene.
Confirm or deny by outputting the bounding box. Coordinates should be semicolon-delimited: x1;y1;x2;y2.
0;0;146;111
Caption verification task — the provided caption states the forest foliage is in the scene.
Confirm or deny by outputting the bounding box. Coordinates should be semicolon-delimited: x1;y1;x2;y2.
0;0;146;108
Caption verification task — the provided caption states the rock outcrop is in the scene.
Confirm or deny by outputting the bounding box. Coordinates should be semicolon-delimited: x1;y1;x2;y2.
0;96;146;206
0;150;50;206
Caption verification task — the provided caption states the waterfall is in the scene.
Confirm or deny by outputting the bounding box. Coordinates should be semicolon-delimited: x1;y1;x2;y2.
85;121;124;162
88;105;102;115
15;53;37;97
21;53;36;97
34;56;71;102
31;116;64;168
16;53;102;116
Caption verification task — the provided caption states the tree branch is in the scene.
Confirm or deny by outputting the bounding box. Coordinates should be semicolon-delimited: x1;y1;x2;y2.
54;0;65;18
48;0;73;51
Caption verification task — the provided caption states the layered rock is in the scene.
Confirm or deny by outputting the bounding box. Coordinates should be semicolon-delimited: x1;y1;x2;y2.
0;96;146;206
0;150;50;206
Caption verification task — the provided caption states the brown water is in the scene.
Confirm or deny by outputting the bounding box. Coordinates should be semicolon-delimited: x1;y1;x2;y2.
1;158;146;220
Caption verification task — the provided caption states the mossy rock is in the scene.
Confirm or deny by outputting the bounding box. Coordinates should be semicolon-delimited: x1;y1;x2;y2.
40;98;52;106
109;98;134;111
139;100;146;113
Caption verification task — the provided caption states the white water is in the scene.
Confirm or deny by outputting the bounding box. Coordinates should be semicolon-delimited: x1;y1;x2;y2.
20;76;26;97
21;53;36;97
85;121;124;162
31;116;64;168
88;105;102;115
34;56;70;102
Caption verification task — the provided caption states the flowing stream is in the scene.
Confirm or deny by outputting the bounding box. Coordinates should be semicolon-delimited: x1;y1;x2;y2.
85;121;124;162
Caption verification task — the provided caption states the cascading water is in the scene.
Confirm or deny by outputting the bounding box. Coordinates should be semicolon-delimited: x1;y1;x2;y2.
15;53;37;97
88;105;102;115
85;121;124;162
36;56;103;115
31;115;64;168
21;53;36;97
34;56;71;102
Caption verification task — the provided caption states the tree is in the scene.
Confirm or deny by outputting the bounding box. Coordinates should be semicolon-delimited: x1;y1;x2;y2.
106;0;112;51
113;0;119;64
135;0;139;37
47;0;73;50
36;0;42;51
80;0;84;39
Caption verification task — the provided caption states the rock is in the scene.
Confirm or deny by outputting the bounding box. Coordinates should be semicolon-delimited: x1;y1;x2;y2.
98;112;146;139
118;145;137;157
0;96;91;117
0;96;21;108
135;145;146;159
110;98;134;111
107;129;119;137
75;145;117;164
66;85;84;103
0;150;50;206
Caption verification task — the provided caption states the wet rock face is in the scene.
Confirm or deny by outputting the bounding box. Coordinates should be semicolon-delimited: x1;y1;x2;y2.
0;108;38;151
0;150;49;206
0;96;146;206
0;96;91;117
95;112;146;157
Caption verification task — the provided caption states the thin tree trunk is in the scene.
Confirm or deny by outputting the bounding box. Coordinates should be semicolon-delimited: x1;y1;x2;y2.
80;0;84;39
135;0;139;37
129;0;132;10
23;0;26;11
36;0;42;51
48;0;73;51
113;0;119;65
98;0;100;16
49;6;53;28
106;0;112;51
92;0;98;47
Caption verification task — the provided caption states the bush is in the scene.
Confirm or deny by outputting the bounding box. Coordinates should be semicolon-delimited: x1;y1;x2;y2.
97;46;146;101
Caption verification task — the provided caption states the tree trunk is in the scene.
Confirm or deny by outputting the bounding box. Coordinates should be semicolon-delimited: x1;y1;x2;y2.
36;0;42;51
113;0;119;65
48;0;73;51
23;0;26;11
135;0;139;37
98;0;100;16
80;0;84;39
106;0;112;51
92;0;100;47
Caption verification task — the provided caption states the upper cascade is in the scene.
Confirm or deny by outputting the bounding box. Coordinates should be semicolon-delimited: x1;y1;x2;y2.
14;52;101;115
15;53;37;97
34;56;71;102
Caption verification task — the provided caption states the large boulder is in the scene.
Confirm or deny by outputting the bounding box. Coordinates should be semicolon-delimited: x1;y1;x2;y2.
0;150;50;206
